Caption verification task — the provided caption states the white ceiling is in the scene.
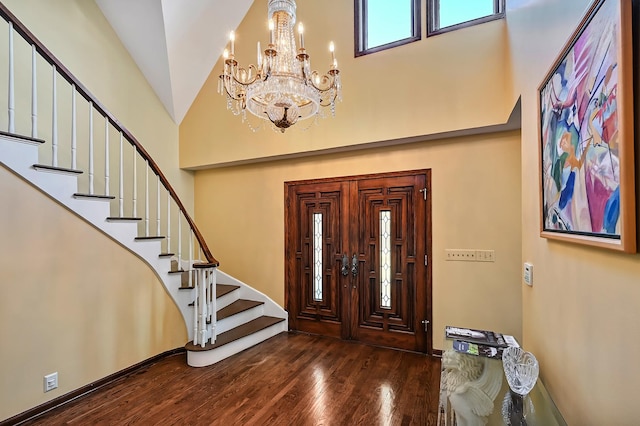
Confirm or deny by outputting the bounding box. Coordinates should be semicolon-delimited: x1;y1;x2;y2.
96;0;255;124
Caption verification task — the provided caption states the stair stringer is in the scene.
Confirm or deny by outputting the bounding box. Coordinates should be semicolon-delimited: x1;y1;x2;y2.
216;270;288;322
0;134;196;340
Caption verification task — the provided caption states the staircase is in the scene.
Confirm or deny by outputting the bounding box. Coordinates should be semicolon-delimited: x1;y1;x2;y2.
185;272;288;367
0;4;286;368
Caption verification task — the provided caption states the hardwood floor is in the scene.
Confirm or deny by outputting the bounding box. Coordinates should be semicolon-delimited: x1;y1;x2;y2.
21;332;442;425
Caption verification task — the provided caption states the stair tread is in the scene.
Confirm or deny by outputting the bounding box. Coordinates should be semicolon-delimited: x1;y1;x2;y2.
159;253;175;257
168;269;185;274
183;284;239;297
217;284;240;298
74;193;116;200
134;236;165;240
33;164;83;175
217;299;264;321
107;217;142;221
0;130;46;144
185;316;285;352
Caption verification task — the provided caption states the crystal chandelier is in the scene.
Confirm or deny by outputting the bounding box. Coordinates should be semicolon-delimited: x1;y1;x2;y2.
218;0;342;133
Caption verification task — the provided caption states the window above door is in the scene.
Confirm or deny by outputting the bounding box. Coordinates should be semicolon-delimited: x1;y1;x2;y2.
428;0;505;36
354;0;505;56
354;0;421;56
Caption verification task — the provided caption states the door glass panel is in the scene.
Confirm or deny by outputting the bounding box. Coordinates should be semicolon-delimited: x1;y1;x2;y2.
313;213;323;301
380;210;391;309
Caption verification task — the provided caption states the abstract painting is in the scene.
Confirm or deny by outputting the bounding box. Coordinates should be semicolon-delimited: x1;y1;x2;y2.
539;0;635;252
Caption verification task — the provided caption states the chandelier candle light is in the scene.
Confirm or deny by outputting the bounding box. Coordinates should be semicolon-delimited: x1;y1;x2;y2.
218;0;342;133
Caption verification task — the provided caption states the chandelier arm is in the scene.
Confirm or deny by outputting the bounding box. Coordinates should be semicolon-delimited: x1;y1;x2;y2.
228;64;263;86
229;73;261;86
308;74;338;92
219;76;244;101
318;90;338;107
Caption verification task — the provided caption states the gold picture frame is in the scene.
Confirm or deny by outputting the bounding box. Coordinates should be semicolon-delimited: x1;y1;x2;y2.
538;0;636;252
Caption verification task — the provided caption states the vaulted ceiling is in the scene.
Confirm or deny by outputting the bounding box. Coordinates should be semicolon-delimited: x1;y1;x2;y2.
96;0;255;124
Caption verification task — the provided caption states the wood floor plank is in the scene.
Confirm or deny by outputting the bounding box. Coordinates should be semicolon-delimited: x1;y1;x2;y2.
19;332;441;425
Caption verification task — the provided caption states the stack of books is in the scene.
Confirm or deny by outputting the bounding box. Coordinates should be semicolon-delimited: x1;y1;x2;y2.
445;325;519;359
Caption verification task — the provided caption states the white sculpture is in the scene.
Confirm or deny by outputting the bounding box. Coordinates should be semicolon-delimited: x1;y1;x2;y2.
441;350;503;426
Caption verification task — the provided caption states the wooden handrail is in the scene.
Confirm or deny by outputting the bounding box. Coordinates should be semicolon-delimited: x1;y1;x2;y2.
0;2;218;266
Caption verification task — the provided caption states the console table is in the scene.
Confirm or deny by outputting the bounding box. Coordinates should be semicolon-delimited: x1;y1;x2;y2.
437;336;566;425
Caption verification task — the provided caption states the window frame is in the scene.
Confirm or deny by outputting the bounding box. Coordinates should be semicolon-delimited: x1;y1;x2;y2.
354;0;421;57
427;0;505;37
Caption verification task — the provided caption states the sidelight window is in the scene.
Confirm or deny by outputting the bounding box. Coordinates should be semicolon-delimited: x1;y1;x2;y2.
380;210;391;309
313;213;323;301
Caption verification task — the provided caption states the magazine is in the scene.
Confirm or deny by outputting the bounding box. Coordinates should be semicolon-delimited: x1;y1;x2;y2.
445;325;508;347
452;340;504;359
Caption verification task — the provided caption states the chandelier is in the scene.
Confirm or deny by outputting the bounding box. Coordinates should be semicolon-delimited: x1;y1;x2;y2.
218;0;342;133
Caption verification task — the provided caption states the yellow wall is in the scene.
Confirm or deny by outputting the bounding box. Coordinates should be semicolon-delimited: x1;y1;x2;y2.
180;0;515;168
184;0;522;348
184;0;640;423
508;0;640;423
0;1;191;421
0;166;187;421
195;131;523;347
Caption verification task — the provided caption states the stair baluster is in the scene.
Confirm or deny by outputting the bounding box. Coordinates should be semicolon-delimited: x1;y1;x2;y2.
178;213;182;267
200;268;206;347
88;102;94;194
7;21;14;133
52;65;58;167
71;85;77;169
31;45;37;138
132;144;137;217
156;174;161;236
193;274;199;346
145;160;149;235
189;230;194;288
119;132;124;216
104;118;110;196
166;191;171;254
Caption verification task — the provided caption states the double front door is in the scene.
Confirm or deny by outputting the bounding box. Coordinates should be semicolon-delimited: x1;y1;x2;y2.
285;170;432;353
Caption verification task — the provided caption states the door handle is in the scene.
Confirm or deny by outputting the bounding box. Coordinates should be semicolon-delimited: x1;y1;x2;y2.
351;254;358;277
341;254;349;276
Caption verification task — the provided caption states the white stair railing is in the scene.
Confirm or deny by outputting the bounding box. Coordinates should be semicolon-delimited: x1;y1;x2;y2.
0;5;219;345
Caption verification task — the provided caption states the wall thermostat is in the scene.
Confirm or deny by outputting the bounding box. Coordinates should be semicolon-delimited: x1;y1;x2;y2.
523;262;533;286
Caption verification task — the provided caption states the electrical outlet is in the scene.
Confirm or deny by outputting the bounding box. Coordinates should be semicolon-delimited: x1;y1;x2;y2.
445;249;476;261
44;372;58;392
475;250;495;262
523;263;533;286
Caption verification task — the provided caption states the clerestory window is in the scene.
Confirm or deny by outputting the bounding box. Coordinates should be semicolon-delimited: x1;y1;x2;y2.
427;0;505;36
354;0;421;56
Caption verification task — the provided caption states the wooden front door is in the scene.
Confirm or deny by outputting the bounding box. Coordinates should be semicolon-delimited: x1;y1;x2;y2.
285;170;432;353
